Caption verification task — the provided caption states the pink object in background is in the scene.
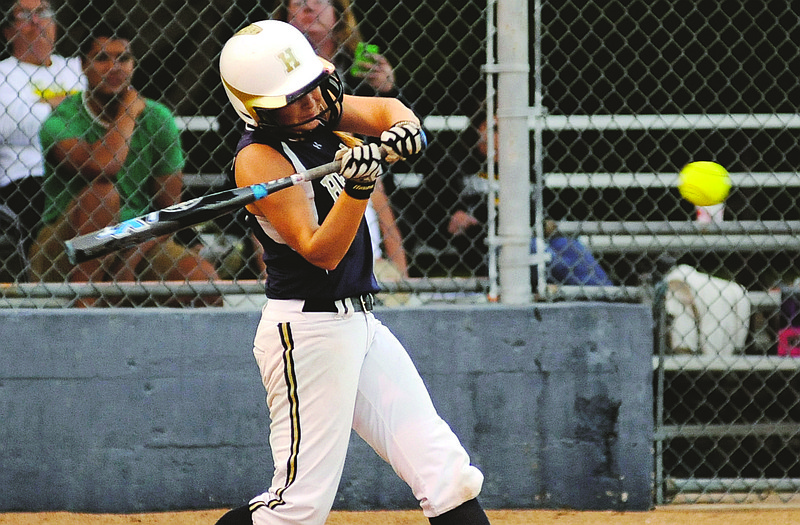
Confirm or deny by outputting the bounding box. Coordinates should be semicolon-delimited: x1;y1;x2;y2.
777;327;800;357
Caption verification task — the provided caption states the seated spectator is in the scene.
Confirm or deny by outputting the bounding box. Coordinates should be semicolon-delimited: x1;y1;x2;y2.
270;0;396;96
414;110;613;286
0;0;86;275
28;21;218;303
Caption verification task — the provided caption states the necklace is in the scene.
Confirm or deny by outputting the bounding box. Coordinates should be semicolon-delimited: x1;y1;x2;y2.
81;91;110;129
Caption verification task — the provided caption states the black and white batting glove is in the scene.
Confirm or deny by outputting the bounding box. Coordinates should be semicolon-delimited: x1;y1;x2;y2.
380;120;426;163
335;143;383;200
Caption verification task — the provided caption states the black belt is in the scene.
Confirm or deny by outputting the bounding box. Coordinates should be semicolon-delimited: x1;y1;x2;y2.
301;293;374;313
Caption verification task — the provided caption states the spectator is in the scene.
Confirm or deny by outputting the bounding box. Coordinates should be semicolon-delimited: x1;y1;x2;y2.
27;21;218;302
417;111;613;286
0;0;85;265
270;0;396;96
271;0;408;282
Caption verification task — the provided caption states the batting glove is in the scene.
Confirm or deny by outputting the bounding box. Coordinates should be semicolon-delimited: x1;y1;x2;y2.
380;120;426;163
335;143;383;199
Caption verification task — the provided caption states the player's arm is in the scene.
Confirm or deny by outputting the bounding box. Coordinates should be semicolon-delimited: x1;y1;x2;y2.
338;95;426;167
336;95;419;137
235;144;369;271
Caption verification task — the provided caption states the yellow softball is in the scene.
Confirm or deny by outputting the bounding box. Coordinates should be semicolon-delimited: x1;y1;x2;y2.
678;161;731;206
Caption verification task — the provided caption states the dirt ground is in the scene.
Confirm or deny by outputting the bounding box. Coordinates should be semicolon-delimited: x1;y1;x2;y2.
3;507;800;525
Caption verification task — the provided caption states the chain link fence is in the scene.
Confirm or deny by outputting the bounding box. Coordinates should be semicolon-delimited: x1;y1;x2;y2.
2;0;800;506
534;0;800;506
0;0;490;307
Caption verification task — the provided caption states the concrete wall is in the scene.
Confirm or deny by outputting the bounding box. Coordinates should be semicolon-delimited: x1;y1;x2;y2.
0;303;653;513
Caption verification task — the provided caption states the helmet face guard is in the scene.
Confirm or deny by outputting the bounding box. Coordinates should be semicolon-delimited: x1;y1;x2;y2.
220;20;344;139
253;64;344;139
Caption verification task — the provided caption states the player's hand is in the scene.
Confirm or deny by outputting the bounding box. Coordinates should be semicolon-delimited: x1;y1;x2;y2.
335;143;383;199
381;121;426;163
336;143;382;182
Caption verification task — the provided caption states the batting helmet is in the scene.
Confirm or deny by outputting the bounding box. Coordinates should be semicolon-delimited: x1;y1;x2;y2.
219;20;343;136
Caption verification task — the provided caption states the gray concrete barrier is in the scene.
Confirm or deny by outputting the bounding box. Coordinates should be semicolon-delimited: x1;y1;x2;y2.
0;303;653;513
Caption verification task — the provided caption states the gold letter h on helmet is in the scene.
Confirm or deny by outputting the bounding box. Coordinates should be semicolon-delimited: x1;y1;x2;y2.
278;48;301;73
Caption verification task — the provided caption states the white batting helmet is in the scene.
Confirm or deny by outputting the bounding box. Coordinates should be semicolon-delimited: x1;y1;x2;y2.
219;20;343;134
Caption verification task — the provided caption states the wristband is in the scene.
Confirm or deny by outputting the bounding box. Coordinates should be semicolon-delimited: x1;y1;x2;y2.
344;178;376;200
391;119;419;128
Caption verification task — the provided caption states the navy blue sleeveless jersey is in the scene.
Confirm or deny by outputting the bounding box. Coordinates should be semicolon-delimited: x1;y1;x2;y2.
234;128;379;300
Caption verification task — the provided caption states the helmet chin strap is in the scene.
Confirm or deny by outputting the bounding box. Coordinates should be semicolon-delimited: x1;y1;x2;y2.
282;107;332;140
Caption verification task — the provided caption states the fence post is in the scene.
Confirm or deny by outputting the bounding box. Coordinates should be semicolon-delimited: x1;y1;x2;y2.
496;0;532;304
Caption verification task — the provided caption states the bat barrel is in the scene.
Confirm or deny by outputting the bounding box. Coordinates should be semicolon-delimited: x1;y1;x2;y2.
64;188;263;264
62;158;342;265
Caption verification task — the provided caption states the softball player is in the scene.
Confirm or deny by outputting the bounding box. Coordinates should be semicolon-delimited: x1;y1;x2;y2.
215;21;491;525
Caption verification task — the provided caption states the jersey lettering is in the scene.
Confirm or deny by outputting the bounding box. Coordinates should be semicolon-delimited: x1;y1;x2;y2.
320;173;345;200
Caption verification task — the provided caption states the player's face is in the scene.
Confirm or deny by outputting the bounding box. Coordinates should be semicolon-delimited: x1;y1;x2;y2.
4;0;56;60
286;0;337;50
274;88;326;132
83;38;135;96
